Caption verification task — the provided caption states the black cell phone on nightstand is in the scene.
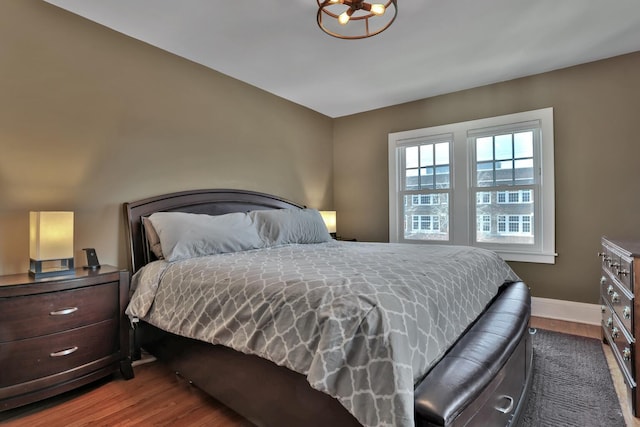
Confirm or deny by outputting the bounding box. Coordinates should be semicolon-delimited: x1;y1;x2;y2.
83;248;101;270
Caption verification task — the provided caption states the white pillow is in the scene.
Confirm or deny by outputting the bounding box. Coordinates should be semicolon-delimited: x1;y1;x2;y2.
251;208;332;247
148;211;264;262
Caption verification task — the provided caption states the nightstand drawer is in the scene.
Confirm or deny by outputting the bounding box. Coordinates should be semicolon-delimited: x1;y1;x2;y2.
0;319;118;388
0;282;118;342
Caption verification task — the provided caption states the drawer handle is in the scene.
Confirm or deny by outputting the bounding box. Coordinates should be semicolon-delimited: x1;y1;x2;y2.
611;292;620;303
50;307;78;316
623;306;631;319
495;395;514;414
618;269;630;277
606;317;613;328
607;285;614;296
612;327;620;339
600;276;607;285
623;347;632;361
50;346;79;357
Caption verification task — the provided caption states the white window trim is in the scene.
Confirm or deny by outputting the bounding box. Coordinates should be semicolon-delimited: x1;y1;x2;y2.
389;107;556;264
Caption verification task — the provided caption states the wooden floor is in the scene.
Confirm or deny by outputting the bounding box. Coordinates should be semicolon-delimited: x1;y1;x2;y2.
0;317;635;426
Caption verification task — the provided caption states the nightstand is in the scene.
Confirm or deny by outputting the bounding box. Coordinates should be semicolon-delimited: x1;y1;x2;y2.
0;266;133;412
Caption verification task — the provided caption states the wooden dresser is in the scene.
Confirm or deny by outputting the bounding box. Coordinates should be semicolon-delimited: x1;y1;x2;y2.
0;266;133;411
600;236;640;416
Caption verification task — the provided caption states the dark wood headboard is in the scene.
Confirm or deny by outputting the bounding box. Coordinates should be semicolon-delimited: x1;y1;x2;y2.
123;189;303;273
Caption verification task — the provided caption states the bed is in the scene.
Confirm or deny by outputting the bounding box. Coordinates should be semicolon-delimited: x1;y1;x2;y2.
123;188;533;427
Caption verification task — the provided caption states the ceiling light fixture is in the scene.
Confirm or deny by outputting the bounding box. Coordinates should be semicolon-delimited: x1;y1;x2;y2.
317;0;397;39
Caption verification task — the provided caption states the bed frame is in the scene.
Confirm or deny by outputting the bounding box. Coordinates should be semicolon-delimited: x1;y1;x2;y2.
123;189;533;427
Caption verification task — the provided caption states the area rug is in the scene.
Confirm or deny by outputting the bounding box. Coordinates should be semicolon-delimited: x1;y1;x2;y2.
520;329;625;427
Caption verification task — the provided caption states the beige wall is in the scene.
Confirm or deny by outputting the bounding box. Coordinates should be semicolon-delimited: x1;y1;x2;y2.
334;51;640;304
0;1;333;275
3;2;639;305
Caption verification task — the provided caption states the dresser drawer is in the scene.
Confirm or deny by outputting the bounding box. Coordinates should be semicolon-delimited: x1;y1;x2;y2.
0;319;118;388
601;272;634;333
0;282;118;342
602;241;635;293
602;303;635;381
618;254;634;291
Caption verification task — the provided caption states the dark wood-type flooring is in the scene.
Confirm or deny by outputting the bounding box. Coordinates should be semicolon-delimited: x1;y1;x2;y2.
0;317;631;426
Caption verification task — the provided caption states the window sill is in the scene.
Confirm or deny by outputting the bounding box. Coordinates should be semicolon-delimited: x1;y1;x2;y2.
496;250;557;264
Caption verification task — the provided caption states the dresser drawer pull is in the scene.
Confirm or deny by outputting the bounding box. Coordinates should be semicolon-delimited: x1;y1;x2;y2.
611;292;620;303
606;317;613;328
612;327;620;339
623;306;631;319
618;269;630;277
494;395;514;414
50;307;78;316
623;347;632;361
607;285;614;295
50;346;79;357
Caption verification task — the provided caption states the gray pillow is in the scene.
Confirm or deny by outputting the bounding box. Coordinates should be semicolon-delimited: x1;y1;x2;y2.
148;211;264;262
251;208;332;246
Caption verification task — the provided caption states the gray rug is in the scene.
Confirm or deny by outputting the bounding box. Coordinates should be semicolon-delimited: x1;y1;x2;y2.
521;329;625;427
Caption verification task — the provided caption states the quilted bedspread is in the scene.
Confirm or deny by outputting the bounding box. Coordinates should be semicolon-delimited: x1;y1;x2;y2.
126;241;519;427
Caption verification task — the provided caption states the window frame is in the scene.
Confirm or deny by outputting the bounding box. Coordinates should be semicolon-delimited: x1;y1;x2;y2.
388;107;556;264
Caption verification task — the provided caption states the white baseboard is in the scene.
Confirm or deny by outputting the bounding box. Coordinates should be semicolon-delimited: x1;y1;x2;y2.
531;296;601;326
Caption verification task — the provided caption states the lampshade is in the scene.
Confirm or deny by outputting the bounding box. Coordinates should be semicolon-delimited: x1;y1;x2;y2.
319;210;337;234
29;211;75;278
317;0;397;39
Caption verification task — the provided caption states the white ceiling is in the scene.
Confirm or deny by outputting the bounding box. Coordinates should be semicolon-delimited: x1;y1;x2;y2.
44;0;640;118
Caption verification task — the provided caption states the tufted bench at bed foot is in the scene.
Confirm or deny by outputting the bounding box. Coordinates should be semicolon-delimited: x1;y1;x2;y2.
414;281;532;427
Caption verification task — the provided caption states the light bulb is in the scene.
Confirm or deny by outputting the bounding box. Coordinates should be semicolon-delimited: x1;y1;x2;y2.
338;11;350;25
370;3;385;15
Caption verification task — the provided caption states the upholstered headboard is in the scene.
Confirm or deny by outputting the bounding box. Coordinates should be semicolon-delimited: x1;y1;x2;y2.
123;189;303;273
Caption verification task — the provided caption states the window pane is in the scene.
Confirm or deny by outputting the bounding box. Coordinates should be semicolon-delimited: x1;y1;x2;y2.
403;193;449;241
495;161;513;185
435;165;450;189
435;143;449;165
494;134;513;160
475;190;534;245
514;132;533;158
515;159;534;184
420;145;433;166
477;137;493;162
405;168;418;189
406;146;419;168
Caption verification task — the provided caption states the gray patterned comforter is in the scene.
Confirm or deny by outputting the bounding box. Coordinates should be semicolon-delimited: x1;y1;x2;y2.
126;241;519;427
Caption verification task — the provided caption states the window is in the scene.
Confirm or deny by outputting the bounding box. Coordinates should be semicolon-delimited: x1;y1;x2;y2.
497;215;532;235
389;108;555;263
411;215;440;233
477;192;491;204
398;134;452;241
478;215;491;233
412;194;443;205
496;190;532;204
